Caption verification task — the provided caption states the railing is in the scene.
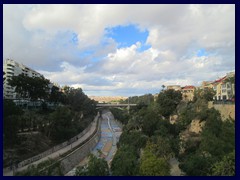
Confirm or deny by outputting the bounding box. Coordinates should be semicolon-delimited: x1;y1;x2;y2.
3;115;98;173
213;100;235;105
38;114;101;175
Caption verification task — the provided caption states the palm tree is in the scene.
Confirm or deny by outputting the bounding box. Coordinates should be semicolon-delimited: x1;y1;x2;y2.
162;85;165;91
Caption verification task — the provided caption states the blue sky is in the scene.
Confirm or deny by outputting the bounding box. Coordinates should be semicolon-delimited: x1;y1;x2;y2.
106;24;150;51
197;48;209;57
3;4;235;97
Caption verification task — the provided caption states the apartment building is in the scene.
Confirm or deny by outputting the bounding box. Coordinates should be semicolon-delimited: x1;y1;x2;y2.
182;85;195;101
3;59;43;99
212;72;235;101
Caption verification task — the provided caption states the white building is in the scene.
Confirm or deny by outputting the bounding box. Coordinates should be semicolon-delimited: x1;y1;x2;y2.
3;59;43;99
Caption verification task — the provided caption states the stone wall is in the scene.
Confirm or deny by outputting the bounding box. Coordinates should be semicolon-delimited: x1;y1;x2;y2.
208;101;235;120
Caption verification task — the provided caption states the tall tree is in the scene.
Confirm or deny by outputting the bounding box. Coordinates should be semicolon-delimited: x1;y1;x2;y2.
156;89;182;118
140;142;170;176
8;73;50;101
111;145;139;176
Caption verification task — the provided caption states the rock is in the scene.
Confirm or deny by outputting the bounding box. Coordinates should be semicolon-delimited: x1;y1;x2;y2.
169;115;178;124
189;119;205;134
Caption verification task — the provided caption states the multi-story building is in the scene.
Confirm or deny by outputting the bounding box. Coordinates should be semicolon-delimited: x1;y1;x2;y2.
182;85;195;101
3;59;43;99
212;72;235;101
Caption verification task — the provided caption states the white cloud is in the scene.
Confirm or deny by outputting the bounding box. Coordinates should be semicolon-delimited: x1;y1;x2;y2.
3;4;235;96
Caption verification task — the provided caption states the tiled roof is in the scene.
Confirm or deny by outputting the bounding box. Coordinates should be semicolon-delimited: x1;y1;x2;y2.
182;85;195;89
212;76;226;84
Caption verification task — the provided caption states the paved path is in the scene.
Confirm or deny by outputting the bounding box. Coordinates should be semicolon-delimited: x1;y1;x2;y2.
3;117;98;176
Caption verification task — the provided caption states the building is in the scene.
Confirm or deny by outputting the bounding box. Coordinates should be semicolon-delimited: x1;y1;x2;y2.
182;85;195;101
167;85;182;91
212;72;235;101
201;81;213;89
3;59;43;99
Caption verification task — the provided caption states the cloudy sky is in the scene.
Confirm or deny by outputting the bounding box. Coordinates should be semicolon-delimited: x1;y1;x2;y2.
3;4;235;96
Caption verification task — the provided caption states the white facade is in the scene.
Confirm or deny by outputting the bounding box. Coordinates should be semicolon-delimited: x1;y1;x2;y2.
3;59;42;99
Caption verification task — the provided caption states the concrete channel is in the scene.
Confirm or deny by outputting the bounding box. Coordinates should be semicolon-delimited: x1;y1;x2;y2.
65;110;122;176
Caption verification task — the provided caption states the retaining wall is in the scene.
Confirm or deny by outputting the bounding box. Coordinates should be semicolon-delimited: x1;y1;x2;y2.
208;101;235;120
56;117;101;174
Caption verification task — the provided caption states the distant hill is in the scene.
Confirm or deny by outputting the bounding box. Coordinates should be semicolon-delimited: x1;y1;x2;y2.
89;96;127;103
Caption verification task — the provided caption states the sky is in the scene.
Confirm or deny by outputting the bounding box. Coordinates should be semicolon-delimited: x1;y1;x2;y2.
3;4;235;96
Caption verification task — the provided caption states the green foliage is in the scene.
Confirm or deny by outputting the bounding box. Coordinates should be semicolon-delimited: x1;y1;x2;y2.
118;131;147;151
193;88;215;102
111;145;139;176
122;94;154;105
142;109;162;136
62;87;97;116
148;137;174;160
200;115;235;158
8;73;50;100
49;85;64;104
156;89;182;118
179;108;235;176
210;151;235;176
47;106;76;143
76;154;109;176
3;99;24;147
224;76;235;84
3;99;23;118
179;153;215;176
140;142;170;176
110;108;129;125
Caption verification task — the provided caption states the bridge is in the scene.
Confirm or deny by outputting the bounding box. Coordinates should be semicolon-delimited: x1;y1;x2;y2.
96;103;137;107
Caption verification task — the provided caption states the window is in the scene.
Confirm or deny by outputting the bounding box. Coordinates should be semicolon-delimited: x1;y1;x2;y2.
222;89;226;93
222;84;226;88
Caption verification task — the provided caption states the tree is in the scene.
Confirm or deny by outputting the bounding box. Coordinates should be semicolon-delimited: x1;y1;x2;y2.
140;143;170;176
49;85;61;104
118;131;147;151
142;110;161;136
179;153;214;176
210;151;235;176
156;89;182;118
148;137;174;160
111;145;139;176
3;99;23;147
162;84;165;91
8;73;50;101
46;106;75;143
193;88;215;102
75;154;109;176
